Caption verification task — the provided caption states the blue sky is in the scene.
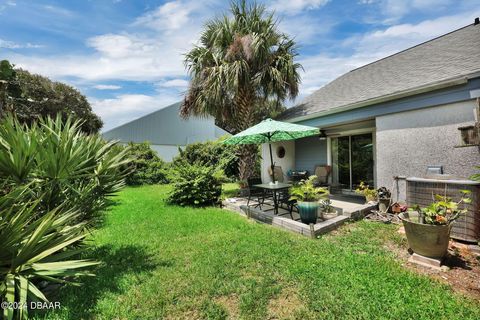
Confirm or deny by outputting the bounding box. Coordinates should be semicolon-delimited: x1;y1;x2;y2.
1;0;479;130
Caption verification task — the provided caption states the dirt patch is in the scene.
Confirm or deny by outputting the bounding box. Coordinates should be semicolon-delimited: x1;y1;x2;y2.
267;286;305;320
214;294;240;319
390;225;480;301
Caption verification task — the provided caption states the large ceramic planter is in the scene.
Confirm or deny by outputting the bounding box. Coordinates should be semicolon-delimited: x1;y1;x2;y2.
297;201;319;224
399;211;452;259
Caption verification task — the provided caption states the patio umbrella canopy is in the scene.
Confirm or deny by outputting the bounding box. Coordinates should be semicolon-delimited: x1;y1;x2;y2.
224;118;319;182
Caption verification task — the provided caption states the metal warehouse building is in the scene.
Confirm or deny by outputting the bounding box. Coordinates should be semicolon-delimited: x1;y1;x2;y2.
102;102;227;161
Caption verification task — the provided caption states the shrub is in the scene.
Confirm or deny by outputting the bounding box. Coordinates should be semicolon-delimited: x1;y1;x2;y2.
167;161;225;207
122;142;170;185
0;115;126;319
0;187;98;320
173;137;241;180
0;115;129;225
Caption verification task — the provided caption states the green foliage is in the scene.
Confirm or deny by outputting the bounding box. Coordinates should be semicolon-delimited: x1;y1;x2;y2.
173;137;240;179
181;1;301;180
0;115;127;319
411;190;471;225
0;187;99;320
122;142;170;185
0;115;129;225
355;181;378;202
167;161;225;207
289;175;329;202
38;185;480;319
0;60;102;134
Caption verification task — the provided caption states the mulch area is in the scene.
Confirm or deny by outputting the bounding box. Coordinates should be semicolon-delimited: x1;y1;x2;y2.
393;225;480;300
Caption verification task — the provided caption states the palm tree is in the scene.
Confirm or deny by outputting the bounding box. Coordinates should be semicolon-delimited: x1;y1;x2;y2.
181;0;301;180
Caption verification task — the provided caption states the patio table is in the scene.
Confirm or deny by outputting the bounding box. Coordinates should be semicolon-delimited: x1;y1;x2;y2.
253;182;291;215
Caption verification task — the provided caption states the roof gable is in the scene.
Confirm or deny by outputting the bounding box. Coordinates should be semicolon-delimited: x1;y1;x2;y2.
281;22;480;121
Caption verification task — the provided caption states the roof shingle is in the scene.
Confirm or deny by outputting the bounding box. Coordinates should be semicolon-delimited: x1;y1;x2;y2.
280;22;480;121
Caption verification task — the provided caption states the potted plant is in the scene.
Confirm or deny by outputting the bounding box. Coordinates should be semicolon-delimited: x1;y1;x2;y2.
355;181;377;203
289;175;329;224
399;191;471;259
319;198;337;219
377;186;392;213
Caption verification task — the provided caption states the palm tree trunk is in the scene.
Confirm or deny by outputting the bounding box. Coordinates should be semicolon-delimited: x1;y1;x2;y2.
235;87;258;181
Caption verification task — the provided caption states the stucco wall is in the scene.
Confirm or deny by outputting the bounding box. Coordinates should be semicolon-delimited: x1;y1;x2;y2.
260;140;295;183
376;99;480;202
295;136;328;174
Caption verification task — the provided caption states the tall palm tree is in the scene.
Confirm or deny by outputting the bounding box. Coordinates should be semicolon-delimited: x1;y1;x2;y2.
181;0;301;180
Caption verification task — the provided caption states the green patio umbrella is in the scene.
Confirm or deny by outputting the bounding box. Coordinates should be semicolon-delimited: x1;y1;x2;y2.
224;118;319;182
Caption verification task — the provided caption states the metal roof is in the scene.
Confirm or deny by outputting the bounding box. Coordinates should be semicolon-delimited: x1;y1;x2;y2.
102;102;227;145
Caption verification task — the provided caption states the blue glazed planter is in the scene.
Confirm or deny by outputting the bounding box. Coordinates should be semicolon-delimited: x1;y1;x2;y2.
297;201;319;224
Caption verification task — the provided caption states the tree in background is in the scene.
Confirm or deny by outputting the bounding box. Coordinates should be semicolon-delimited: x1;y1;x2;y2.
0;60;102;133
181;1;301;180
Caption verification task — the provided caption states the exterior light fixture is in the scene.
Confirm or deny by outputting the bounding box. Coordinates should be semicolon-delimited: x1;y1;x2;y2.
318;130;327;140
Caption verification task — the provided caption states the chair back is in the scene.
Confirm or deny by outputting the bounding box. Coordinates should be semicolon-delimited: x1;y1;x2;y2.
314;165;331;184
268;166;284;182
247;177;263;188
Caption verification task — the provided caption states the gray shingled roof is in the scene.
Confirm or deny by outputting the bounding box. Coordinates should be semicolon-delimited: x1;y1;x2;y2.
280;22;480;121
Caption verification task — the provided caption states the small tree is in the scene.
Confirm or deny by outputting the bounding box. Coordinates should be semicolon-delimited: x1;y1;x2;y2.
0;60;103;134
181;1;301;180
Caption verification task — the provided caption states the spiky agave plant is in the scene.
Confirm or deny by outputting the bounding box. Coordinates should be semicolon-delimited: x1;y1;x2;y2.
181;0;301;180
0;186;99;320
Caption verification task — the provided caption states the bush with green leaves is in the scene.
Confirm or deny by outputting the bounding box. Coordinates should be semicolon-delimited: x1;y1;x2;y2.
121;142;170;186
0;187;98;320
173;137;241;180
167;161;225;207
0;115;128;225
0;115;127;319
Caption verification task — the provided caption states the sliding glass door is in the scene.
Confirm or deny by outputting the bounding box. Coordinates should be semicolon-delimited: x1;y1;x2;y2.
331;133;374;191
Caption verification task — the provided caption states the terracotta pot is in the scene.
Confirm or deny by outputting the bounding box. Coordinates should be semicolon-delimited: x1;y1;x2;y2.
297;201;319;224
399;211;452;259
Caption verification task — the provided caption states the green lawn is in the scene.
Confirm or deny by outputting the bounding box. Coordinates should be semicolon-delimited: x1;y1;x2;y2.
38;185;480;319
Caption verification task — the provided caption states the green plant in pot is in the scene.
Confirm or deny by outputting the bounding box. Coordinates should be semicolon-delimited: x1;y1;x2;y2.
399;191;471;259
355;181;377;203
377;187;391;213
289;175;329;224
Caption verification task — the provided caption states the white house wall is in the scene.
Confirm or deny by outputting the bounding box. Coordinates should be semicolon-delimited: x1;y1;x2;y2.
260;140;295;183
375;99;480;202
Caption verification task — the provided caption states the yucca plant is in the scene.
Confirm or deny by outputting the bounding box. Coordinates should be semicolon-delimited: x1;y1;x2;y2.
0;186;99;320
0;115;129;319
0;115;130;225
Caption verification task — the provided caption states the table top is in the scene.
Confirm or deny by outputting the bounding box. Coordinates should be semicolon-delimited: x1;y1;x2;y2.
253;182;291;190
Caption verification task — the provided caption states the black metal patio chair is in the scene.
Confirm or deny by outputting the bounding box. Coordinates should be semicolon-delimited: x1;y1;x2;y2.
277;189;297;220
246;177;267;209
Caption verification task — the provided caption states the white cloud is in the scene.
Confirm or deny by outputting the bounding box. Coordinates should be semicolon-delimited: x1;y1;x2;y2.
92;93;179;130
269;0;329;15
93;84;122;90
134;0;193;32
0;39;42;49
375;0;455;24
157;79;189;88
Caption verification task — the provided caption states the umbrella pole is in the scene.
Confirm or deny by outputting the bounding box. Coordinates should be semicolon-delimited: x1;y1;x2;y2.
268;142;275;183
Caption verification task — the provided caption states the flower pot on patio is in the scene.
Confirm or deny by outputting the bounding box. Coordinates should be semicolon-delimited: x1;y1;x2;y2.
377;187;392;213
399;211;452;259
398;190;471;259
297;201;319;224
289;175;329;225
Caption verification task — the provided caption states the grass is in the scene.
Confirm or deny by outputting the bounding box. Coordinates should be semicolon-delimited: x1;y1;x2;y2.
37;185;480;319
